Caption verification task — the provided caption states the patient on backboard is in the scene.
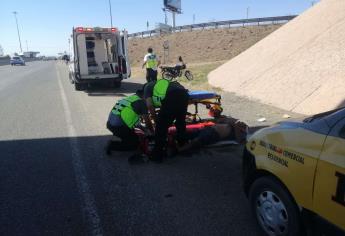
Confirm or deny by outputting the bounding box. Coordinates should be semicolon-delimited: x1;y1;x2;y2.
178;108;248;153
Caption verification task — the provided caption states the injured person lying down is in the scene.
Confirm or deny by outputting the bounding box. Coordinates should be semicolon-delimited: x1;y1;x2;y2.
177;115;249;153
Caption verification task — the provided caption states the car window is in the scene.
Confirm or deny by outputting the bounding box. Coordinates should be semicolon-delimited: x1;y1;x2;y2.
328;117;345;139
13;57;20;60
339;125;345;139
303;107;345;123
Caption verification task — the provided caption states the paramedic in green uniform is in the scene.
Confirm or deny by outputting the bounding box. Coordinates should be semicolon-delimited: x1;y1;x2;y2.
144;79;189;162
106;89;153;154
142;47;160;82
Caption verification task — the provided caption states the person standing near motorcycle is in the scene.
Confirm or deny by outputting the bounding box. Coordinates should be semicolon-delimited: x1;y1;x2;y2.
144;79;189;162
142;47;160;82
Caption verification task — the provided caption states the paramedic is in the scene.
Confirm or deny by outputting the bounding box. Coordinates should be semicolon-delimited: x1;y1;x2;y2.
142;47;160;82
144;79;189;162
106;89;154;154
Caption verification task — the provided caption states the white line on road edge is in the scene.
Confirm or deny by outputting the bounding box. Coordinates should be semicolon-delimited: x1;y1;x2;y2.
56;67;103;236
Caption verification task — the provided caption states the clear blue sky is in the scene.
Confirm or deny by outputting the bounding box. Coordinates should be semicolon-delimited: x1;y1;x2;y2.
0;0;316;56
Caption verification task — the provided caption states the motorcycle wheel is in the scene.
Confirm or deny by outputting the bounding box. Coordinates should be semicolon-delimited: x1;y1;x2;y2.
185;70;194;81
162;71;174;81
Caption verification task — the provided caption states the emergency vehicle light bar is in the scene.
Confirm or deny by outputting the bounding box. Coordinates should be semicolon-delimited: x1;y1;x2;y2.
75;27;117;33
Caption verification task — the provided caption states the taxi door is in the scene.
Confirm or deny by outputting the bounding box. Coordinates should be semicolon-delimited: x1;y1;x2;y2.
313;117;345;231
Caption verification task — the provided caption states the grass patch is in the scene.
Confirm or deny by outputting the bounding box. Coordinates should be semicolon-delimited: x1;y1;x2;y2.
179;62;223;91
130;61;224;91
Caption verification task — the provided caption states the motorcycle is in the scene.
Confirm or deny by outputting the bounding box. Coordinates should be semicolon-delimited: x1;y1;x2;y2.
160;56;194;81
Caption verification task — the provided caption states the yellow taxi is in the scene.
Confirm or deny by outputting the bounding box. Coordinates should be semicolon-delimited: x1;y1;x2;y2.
243;108;345;236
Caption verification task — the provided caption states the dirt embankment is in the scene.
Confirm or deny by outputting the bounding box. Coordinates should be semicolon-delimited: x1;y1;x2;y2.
128;24;282;66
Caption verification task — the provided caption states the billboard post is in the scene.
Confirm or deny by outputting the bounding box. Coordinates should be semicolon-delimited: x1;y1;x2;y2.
163;0;181;28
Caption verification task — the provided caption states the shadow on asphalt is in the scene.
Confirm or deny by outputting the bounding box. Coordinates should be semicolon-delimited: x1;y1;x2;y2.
0;125;268;235
85;81;144;97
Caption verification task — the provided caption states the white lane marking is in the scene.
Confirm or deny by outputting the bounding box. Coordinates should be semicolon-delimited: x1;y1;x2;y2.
56;67;103;236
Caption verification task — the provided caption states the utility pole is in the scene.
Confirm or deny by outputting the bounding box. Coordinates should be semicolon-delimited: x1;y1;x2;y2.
163;8;168;25
193;14;195;24
68;38;71;57
13;11;23;53
172;12;176;28
25;40;28;52
108;0;113;27
246;7;250;20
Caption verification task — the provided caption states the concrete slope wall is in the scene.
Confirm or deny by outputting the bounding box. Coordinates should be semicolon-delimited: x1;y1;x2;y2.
208;0;345;115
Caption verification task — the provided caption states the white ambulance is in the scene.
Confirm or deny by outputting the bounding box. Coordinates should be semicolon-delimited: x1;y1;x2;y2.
69;26;130;90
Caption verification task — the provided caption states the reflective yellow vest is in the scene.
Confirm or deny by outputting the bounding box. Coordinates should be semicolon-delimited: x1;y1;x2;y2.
146;54;158;69
152;79;169;107
112;95;141;128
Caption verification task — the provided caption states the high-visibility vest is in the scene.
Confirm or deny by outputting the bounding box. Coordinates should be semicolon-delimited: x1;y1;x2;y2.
152;79;169;107
146;54;158;69
112;95;141;128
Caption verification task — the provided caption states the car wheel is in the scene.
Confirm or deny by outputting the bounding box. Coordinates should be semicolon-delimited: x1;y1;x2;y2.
249;176;302;236
74;83;85;91
113;81;121;88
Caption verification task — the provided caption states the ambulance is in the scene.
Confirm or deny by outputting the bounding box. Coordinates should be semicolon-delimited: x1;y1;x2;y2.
243;107;345;235
69;26;130;91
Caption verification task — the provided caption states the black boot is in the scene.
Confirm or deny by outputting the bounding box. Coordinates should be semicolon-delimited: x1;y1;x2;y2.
150;147;166;163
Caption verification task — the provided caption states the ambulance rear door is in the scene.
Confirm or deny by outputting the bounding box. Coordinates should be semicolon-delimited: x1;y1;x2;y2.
118;30;131;79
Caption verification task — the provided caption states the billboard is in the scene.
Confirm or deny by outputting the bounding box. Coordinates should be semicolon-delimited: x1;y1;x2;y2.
164;0;181;12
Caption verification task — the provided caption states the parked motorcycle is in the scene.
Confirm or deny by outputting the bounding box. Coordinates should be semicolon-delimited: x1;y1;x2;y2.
160;56;193;81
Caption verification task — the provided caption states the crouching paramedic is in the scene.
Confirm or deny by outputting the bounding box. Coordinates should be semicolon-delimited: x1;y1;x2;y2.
106;90;153;154
144;79;189;162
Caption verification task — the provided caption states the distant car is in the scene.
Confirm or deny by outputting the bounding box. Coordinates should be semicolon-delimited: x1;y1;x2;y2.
10;56;25;66
243;107;345;235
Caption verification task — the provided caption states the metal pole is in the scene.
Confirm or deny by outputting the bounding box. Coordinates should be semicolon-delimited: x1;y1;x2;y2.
68;38;71;57
193;14;195;24
108;0;113;27
164;9;168;25
13;11;23;53
246;7;250;20
172;12;176;28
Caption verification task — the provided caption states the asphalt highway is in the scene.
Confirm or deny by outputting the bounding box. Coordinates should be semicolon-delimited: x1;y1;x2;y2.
0;61;259;235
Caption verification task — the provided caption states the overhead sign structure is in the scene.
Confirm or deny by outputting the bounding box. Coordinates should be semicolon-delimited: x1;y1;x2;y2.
164;0;181;13
163;0;181;28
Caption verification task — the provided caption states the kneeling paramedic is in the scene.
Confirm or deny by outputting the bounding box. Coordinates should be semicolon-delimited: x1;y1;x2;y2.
106;90;153;154
144;79;189;162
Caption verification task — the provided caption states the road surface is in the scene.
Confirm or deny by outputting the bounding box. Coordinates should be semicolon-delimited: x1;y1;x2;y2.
0;61;259;235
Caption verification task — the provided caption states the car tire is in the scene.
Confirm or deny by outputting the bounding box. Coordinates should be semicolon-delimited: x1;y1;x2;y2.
74;83;84;91
249;176;302;236
113;81;121;88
